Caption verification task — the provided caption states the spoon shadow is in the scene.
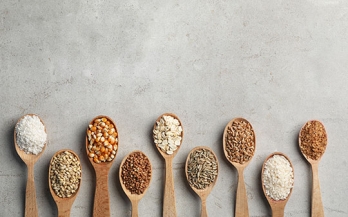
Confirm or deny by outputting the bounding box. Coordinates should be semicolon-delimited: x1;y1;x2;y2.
9;120;26;216
79;122;95;217
113;156;131;216
45;158;57;217
217;125;238;216
258;160;271;217
182;149;200;217
293;123;312;213
148;119;166;216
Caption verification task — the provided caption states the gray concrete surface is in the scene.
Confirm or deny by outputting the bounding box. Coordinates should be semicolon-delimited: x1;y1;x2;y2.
1;0;348;216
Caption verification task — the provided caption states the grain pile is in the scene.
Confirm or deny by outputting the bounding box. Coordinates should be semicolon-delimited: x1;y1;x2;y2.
15;115;47;155
224;119;255;164
262;154;294;201
186;148;218;190
120;151;152;195
153;115;183;155
299;120;327;160
87;117;118;163
50;151;82;198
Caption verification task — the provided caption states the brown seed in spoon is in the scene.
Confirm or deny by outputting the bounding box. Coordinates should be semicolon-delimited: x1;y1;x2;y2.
120;151;152;195
299;120;327;160
224;118;255;164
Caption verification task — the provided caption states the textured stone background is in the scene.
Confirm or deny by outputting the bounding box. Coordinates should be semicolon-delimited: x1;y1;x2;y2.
1;0;348;216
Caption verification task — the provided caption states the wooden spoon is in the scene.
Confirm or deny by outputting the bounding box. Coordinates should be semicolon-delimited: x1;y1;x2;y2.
299;120;327;217
14;114;47;217
185;146;219;217
153;113;184;217
223;118;255;217
261;152;294;217
48;149;82;217
119;150;152;217
86;115;119;217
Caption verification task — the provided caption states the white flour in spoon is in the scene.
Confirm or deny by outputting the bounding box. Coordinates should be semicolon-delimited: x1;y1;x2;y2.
15;115;47;155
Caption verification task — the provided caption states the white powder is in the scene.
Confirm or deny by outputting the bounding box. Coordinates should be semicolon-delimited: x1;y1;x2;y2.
263;154;294;201
15;115;47;155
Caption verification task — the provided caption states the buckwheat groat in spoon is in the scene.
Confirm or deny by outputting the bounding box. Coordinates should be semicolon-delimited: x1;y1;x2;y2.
14;114;47;217
119;151;152;217
223;118;256;217
153;113;183;217
299;120;327;217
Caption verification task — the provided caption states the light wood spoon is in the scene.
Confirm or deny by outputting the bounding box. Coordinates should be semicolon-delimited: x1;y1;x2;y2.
299;120;327;217
119;150;152;217
14;114;47;217
153;113;184;217
185;146;219;217
86;115;119;217
49;149;82;217
223;118;255;217
261;152;294;217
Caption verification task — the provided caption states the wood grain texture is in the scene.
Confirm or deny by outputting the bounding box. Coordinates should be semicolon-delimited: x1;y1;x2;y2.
14;114;47;217
119;151;152;217
25;164;38;217
223;118;255;217
261;152;294;217
235;165;249;217
86;115;118;217
310;162;324;217
153;113;184;217
93;164;112;217
163;157;177;217
185;146;219;217
298;120;327;217
49;149;82;217
270;203;286;217
201;198;208;217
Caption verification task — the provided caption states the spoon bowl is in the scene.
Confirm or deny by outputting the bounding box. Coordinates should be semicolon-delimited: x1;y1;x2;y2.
185;146;219;217
154;113;184;159
14;114;47;163
14;114;47;217
299;120;327;217
153;113;183;217
223;117;255;217
261;152;294;217
119;151;152;217
86;115;119;217
49;149;82;217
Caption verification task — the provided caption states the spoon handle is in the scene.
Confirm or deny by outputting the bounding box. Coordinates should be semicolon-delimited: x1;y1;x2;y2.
235;169;249;217
271;204;285;217
201;197;208;217
163;158;177;217
57;201;73;217
93;169;110;217
25;164;38;217
311;163;324;217
131;200;139;217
